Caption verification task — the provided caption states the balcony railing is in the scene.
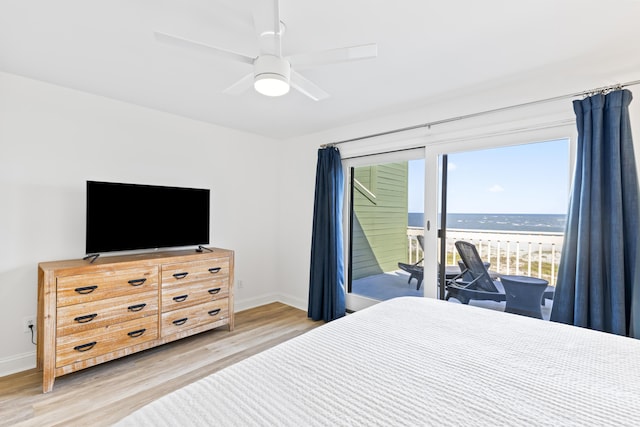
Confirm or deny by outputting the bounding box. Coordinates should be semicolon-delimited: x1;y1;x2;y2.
407;227;564;286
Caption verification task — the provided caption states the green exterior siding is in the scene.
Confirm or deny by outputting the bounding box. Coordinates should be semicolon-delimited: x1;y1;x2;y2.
352;162;408;280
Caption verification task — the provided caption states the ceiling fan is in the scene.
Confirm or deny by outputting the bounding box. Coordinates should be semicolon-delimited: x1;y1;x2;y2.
154;0;377;101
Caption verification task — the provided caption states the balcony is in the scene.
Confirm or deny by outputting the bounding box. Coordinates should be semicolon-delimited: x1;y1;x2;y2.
351;227;563;320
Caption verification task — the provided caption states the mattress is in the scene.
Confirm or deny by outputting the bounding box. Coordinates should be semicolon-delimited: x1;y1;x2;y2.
117;297;640;426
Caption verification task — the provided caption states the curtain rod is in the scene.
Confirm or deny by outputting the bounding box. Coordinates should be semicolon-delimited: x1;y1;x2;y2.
321;79;640;148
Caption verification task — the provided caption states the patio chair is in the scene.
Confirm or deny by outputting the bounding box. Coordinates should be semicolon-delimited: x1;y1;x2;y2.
446;241;506;304
398;235;424;290
455;246;555;306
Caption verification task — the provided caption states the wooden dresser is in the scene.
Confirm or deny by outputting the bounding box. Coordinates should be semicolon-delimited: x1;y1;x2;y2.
37;248;234;393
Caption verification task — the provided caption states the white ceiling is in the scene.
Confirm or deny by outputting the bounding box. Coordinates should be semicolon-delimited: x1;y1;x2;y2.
2;0;640;139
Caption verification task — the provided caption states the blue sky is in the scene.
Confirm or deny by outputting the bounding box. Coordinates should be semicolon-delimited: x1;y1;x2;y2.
408;138;570;214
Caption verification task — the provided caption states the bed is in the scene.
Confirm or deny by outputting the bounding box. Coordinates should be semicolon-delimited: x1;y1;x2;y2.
117;297;640;426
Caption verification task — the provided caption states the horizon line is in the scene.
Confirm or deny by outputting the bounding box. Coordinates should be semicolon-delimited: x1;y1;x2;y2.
408;212;567;215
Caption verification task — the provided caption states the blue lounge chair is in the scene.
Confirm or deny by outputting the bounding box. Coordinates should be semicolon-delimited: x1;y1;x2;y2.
446;241;506;304
398;235;424;290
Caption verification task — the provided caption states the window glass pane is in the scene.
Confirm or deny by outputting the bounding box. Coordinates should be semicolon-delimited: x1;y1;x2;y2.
443;139;569;320
350;159;425;301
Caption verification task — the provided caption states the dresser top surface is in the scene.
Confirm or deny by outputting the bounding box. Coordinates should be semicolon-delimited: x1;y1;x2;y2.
39;248;233;273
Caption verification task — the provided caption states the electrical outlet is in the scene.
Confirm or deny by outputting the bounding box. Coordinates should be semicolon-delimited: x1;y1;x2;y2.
237;280;244;289
23;316;36;333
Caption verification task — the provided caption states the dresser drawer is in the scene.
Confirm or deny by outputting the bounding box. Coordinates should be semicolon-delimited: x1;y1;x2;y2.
162;258;229;286
57;267;158;307
56;316;158;368
161;299;228;337
56;291;158;337
162;278;228;312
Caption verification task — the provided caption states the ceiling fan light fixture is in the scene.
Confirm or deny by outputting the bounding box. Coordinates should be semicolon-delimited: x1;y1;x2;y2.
254;73;290;97
253;55;291;97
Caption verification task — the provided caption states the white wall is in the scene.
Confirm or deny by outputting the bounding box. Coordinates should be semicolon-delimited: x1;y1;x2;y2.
0;72;281;375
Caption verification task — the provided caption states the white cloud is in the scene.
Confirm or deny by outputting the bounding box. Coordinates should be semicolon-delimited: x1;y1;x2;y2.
448;162;457;171
488;184;504;192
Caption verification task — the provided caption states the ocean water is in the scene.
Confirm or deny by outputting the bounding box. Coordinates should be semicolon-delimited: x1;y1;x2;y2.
408;213;566;233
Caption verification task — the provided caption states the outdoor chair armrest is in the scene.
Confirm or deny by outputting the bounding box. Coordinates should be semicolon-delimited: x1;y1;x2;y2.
453;274;483;290
445;269;466;286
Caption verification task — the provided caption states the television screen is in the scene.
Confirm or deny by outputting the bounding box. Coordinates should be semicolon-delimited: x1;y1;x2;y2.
86;181;210;254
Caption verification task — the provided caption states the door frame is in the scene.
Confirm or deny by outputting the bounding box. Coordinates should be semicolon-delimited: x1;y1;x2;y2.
423;124;577;303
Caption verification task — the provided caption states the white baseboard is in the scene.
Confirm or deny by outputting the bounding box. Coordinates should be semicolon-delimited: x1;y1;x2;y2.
275;293;307;311
234;293;306;312
0;350;36;378
234;293;280;312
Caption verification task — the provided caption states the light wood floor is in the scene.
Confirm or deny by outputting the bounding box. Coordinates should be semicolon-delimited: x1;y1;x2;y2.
0;303;320;427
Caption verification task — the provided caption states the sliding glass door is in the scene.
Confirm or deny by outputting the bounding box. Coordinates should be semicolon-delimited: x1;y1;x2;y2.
438;139;570;319
344;149;425;311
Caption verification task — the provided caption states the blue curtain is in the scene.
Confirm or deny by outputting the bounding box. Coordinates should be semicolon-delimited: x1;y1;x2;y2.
551;89;640;338
308;146;346;321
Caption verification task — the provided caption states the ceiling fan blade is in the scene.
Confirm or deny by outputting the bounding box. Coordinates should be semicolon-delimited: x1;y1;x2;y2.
222;72;255;95
290;70;330;101
251;0;281;56
288;43;378;70
154;31;254;65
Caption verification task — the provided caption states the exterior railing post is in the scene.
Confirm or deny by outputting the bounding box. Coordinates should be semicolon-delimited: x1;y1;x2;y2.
538;245;543;279
551;243;556;286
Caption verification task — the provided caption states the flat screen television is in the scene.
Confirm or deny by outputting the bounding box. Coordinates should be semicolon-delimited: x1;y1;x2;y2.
86;181;210;254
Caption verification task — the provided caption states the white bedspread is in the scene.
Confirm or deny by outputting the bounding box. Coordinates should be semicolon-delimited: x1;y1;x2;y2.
117;297;640;426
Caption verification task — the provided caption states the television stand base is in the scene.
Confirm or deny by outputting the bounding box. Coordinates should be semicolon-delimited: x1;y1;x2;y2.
82;253;100;263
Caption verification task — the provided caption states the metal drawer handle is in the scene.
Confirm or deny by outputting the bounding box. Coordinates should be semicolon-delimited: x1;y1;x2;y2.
127;328;147;338
74;342;97;352
173;295;188;302
74;313;98;323
173;272;189;280
208;267;222;274
74;285;98;294
208;309;221;317
128;303;147;312
208;288;221;295
172;318;188;326
128;278;147;286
